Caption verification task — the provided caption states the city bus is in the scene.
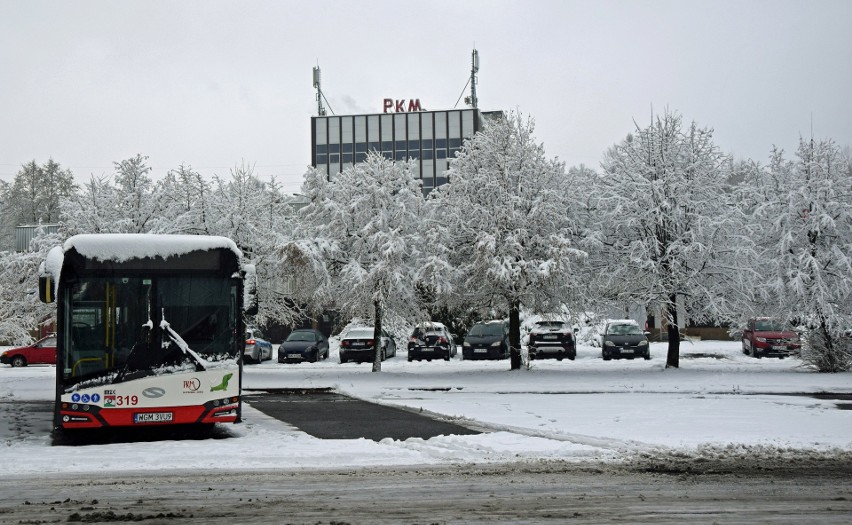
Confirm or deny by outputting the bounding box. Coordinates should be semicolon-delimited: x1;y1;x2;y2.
38;234;256;432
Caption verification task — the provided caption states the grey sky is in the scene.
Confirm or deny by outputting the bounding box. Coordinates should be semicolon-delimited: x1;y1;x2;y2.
2;0;850;194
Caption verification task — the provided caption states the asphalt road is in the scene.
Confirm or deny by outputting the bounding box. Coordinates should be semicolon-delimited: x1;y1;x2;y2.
2;395;851;523
243;390;481;440
1;460;851;524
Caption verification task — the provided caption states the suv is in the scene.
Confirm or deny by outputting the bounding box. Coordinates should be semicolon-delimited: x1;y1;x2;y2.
742;317;801;358
463;320;510;360
407;322;457;362
527;321;577;361
600;320;650;360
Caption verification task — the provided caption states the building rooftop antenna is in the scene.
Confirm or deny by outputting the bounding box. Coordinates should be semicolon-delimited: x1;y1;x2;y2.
465;48;479;109
313;65;333;116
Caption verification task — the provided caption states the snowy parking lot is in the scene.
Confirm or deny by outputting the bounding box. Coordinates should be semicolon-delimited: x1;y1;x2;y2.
1;339;850;476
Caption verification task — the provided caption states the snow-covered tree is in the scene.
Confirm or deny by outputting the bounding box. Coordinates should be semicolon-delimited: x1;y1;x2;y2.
279;154;424;371
0;159;76;250
206;162;296;329
152;164;214;235
0;226;62;343
593;111;755;368
61;154;160;235
749;138;852;372
427;112;585;370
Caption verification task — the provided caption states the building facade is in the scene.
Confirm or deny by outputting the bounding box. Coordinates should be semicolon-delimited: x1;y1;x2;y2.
311;108;497;194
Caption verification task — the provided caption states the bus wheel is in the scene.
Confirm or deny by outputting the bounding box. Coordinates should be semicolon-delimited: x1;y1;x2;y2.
11;355;26;367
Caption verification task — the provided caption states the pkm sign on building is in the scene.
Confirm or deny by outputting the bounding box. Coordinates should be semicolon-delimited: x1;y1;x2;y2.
383;98;423;113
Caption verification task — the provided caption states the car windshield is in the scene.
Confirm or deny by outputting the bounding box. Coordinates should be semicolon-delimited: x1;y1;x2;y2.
469;323;503;337
754;319;791;331
344;329;373;339
608;324;643;335
287;331;317;342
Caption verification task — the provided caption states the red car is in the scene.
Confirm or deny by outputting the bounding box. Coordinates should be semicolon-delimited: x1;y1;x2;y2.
1;334;57;367
742;318;801;358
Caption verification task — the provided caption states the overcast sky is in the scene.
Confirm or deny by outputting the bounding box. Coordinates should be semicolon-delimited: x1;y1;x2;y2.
2;0;850;194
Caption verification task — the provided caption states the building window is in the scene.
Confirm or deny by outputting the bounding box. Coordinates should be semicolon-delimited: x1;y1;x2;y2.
329;143;340;154
369;141;381;152
330;154;339;163
382;141;393;152
316;154;328;165
395;151;406;161
436;149;446;159
355;152;367;163
342;143;353;154
316;144;328;155
355;142;367;153
342;153;353;164
421;150;433;160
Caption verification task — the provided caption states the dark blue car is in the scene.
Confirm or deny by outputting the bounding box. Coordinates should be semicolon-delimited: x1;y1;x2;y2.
278;329;330;363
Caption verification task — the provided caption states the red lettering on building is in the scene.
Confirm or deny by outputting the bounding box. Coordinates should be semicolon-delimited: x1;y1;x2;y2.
382;99;424;113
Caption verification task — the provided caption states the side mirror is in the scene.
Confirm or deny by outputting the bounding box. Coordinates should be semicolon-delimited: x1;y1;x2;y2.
38;275;54;304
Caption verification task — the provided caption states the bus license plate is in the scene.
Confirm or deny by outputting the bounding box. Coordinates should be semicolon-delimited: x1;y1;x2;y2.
134;412;174;424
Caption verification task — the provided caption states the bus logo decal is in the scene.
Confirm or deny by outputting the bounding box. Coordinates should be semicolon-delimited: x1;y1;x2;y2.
211;373;233;392
183;378;202;392
142;387;166;399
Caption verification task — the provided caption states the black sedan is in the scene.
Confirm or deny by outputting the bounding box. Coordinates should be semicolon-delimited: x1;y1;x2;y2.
600;320;651;360
339;327;396;364
278;329;330;363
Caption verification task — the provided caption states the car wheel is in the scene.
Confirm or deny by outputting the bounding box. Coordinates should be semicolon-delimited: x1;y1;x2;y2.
444;354;450;361
310;351;318;363
603;353;611;361
644;353;651;360
743;343;750;355
11;355;26;367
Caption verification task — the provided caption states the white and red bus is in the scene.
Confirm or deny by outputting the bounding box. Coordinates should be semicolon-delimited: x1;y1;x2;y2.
38;234;256;432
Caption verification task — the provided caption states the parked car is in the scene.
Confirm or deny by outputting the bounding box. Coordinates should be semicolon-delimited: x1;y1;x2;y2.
278;328;329;363
527;320;577;361
742;317;801;358
339;327;396;363
462;320;510;360
600;320;650;360
0;334;57;367
407;322;457;362
244;328;273;363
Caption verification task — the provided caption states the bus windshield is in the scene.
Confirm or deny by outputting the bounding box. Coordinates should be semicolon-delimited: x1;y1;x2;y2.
64;275;237;388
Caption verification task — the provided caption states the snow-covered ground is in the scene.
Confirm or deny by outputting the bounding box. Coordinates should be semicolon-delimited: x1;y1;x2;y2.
2;339;850;476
